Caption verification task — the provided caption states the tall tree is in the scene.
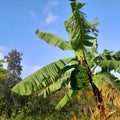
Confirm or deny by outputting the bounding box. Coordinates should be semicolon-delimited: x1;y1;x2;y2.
0;49;23;118
4;49;23;87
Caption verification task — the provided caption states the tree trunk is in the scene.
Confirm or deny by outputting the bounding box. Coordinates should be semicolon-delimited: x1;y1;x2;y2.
88;73;108;120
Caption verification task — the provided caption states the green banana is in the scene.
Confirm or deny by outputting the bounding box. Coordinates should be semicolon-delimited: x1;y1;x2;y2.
70;65;89;90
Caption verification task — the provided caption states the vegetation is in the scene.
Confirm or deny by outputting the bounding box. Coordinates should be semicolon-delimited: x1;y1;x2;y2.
11;0;120;120
0;0;120;120
0;49;24;119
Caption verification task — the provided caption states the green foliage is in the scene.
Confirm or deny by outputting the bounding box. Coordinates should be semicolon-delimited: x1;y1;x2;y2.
0;59;7;74
70;65;89;90
55;89;73;110
92;72;116;91
36;29;72;50
11;0;100;101
10;0;120;119
92;49;120;91
11;58;73;96
0;87;95;120
4;49;23;85
114;51;120;60
115;79;120;90
38;74;71;98
64;0;98;58
94;49;120;75
4;49;23;77
0;50;24;119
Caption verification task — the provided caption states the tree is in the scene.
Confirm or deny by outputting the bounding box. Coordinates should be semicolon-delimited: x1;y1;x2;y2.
11;0;120;119
0;60;8;118
4;49;23;87
0;49;23;118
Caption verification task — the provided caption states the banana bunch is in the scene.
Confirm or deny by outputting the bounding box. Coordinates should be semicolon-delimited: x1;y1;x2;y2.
70;65;89;90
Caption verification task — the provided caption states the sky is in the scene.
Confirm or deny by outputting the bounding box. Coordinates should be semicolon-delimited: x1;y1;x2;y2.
0;0;120;78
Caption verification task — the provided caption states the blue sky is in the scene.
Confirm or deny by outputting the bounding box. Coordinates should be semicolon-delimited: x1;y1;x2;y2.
0;0;120;78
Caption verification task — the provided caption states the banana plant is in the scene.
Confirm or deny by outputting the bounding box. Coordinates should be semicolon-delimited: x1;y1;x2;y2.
12;0;120;119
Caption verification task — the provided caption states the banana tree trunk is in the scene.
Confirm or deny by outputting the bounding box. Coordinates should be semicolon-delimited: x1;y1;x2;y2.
88;71;107;119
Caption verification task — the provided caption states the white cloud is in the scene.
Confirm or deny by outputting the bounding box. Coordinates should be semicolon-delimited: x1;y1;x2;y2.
46;13;57;24
0;53;4;59
43;0;59;13
43;1;59;24
29;11;38;19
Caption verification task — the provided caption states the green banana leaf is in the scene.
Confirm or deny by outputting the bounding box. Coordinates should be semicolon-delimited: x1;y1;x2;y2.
36;29;72;50
64;1;98;59
11;58;73;95
55;88;82;110
92;72;116;91
70;0;85;12
55;89;73;110
38;74;70;98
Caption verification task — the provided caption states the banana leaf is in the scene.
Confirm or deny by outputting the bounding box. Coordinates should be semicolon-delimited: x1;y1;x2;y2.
92;72;116;91
11;58;73;95
55;89;73;110
36;29;72;50
38;74;70;98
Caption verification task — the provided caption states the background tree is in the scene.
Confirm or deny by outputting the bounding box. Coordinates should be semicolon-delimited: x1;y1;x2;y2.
0;59;8;114
4;49;23;88
12;0;120;119
0;49;23;118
